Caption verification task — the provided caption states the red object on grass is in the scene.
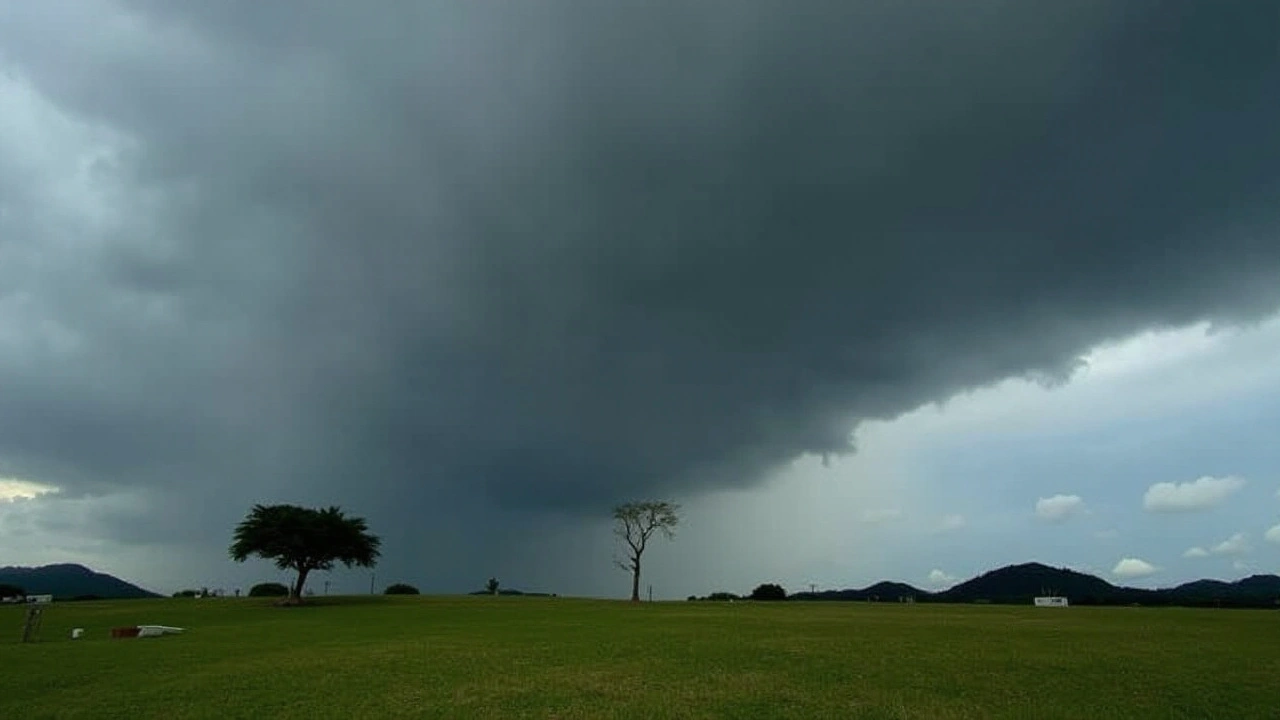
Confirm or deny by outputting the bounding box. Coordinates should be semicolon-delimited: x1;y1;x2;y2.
110;626;140;638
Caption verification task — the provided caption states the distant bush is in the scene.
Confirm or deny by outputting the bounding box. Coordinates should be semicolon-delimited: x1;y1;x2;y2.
749;583;787;601
688;591;741;601
248;582;289;598
173;589;199;598
384;583;420;595
0;583;25;598
466;588;558;597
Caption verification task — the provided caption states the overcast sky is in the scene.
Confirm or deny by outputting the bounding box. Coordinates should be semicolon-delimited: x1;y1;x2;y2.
1;1;1278;599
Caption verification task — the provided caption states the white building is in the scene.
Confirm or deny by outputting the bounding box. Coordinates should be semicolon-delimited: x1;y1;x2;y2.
1033;596;1069;607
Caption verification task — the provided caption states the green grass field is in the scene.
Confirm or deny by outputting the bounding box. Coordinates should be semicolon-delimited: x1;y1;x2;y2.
3;596;1278;719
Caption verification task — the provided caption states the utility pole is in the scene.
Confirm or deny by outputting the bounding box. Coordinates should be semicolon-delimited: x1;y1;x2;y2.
370;573;376;595
648;584;653;602
324;580;330;596
810;583;817;594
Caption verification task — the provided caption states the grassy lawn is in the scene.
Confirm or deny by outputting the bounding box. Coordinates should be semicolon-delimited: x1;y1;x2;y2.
3;596;1278;719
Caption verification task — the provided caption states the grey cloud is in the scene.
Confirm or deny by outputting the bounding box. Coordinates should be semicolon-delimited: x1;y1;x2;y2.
0;0;1278;577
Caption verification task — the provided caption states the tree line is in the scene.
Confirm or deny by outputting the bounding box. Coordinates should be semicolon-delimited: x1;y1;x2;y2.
688;583;789;602
227;500;682;605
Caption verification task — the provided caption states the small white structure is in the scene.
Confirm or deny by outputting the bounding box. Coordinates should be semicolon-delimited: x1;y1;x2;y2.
1034;596;1069;607
26;594;53;604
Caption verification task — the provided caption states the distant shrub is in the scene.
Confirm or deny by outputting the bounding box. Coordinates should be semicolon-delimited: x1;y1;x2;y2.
248;582;289;598
749;583;787;601
173;589;199;598
384;583;420;595
687;591;741;601
0;583;25;598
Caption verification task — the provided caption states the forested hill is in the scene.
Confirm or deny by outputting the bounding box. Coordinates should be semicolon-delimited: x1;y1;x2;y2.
785;563;1280;607
0;563;160;600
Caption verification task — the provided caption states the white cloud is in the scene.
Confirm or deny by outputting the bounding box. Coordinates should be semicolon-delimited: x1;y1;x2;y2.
1183;533;1248;558
935;514;966;533
0;478;59;503
1209;532;1250;556
1112;558;1159;579
1142;476;1245;513
1035;494;1085;522
1232;560;1254;573
1265;524;1280;544
859;509;903;524
927;569;957;587
1094;529;1119;540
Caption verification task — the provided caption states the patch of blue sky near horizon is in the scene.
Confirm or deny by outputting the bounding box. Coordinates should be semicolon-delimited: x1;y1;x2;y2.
901;316;1280;587
645;314;1280;597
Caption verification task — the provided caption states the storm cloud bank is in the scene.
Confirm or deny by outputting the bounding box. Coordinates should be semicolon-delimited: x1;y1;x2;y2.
1;0;1278;540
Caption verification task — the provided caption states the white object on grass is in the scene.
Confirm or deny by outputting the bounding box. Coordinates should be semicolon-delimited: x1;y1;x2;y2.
71;628;84;639
136;625;185;638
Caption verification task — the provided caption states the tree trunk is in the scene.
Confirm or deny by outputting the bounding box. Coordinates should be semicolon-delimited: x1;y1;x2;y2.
291;567;311;605
630;560;641;602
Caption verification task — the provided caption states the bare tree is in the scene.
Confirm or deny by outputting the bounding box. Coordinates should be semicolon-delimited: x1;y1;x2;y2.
613;501;680;602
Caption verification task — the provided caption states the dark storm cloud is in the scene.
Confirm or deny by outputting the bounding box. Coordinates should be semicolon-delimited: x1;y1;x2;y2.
1;0;1278;539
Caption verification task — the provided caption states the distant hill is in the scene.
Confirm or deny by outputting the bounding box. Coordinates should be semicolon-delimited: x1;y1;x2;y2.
1224;574;1280;595
792;580;927;602
935;563;1117;604
1170;575;1280;604
0;563;160;600
773;562;1280;608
